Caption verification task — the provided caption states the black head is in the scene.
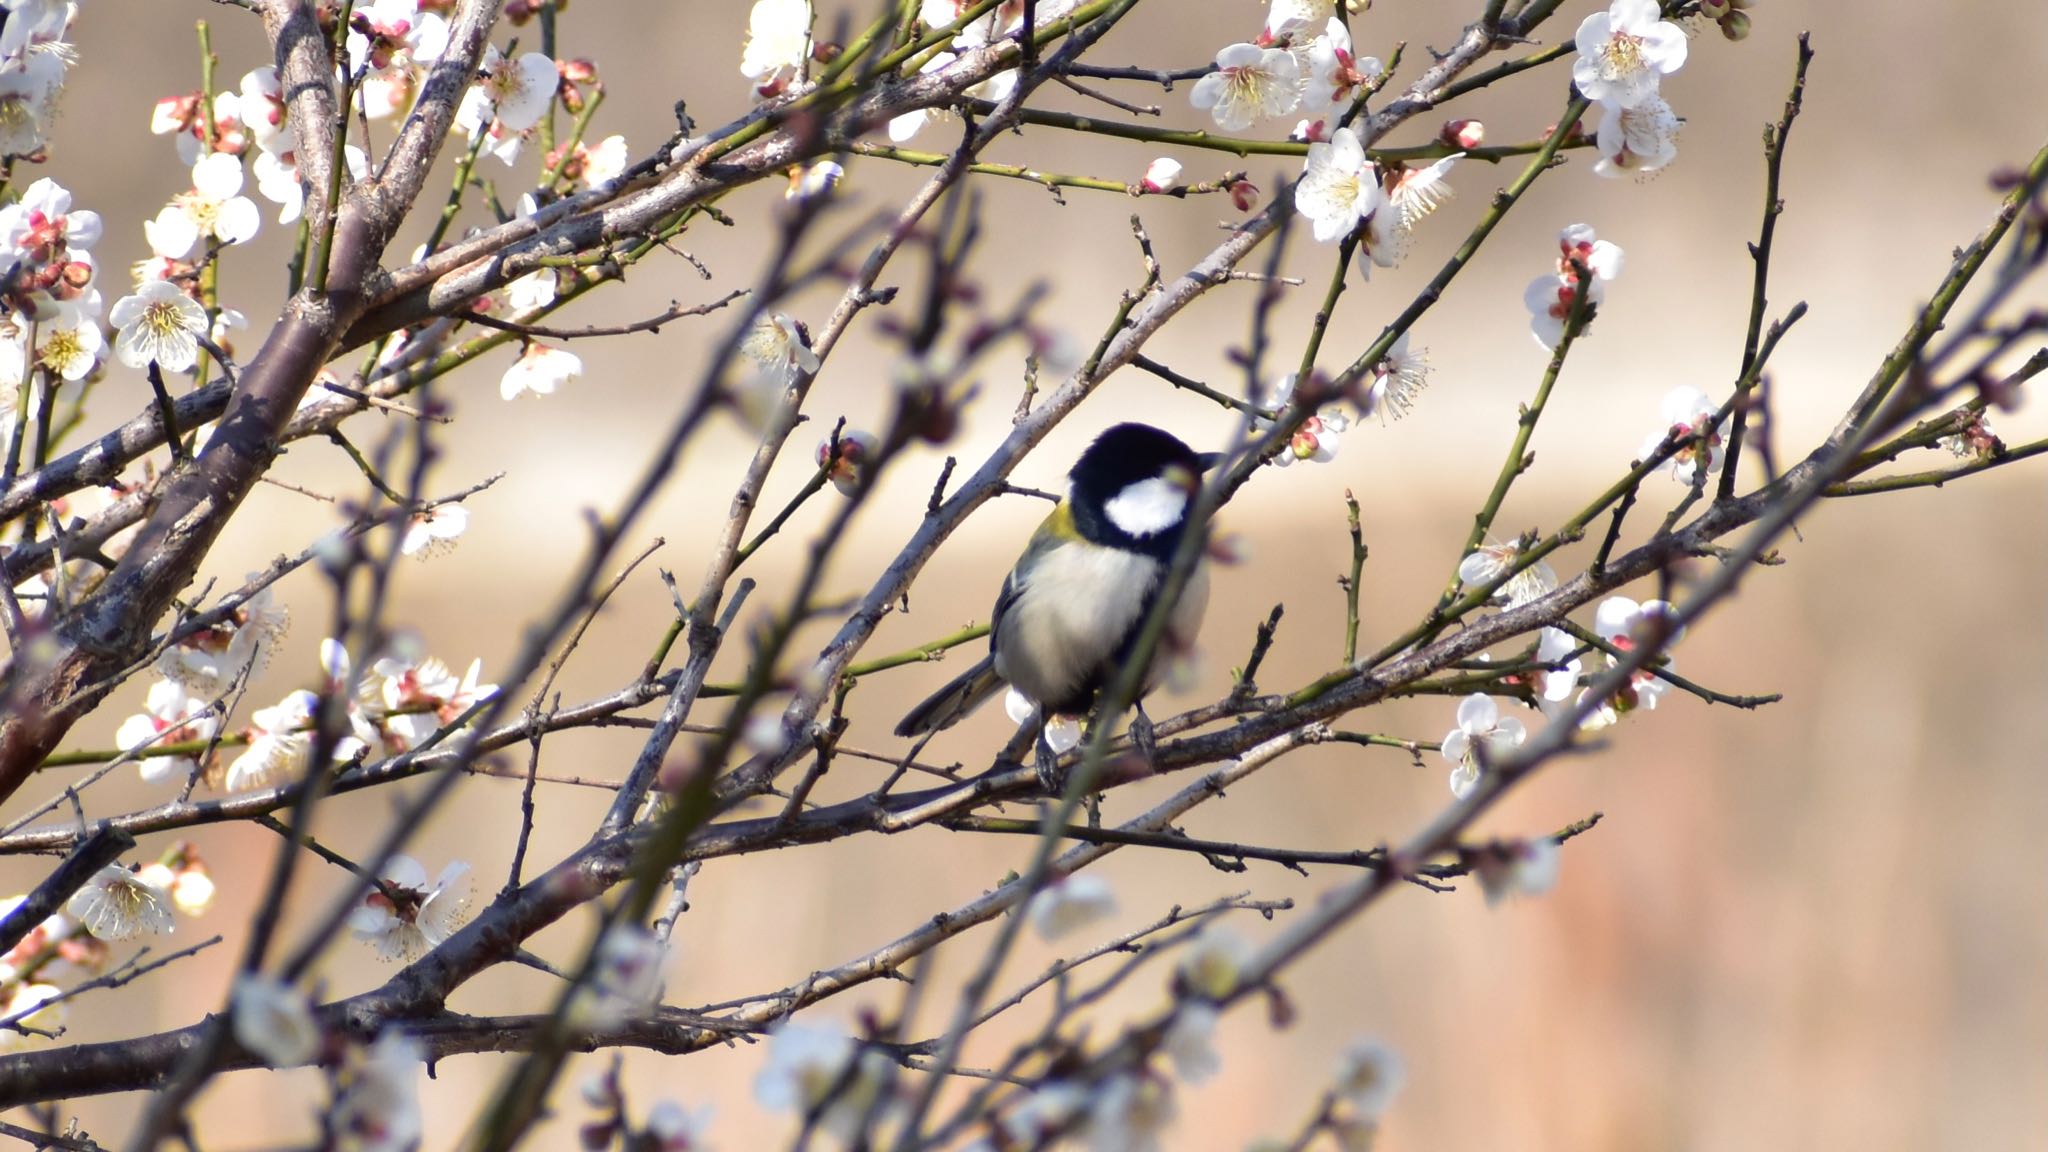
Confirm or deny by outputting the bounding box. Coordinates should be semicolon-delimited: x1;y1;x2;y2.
1067;423;1217;555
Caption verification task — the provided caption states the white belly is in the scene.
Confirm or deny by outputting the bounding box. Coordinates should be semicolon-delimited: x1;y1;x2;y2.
994;542;1210;713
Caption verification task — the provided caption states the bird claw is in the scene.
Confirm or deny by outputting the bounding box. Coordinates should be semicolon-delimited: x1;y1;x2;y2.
1035;733;1063;796
1130;704;1158;765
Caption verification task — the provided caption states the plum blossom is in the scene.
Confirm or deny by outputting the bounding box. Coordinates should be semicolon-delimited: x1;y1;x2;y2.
1294;126;1383;244
0;0;69;63
332;1030;425;1152
568;923;667;1030
1476;837;1561;905
0;983;63;1053
888;51;1017;143
1301;19;1382;114
1572;0;1687;110
253;145;368;225
503;268;557;314
734;311;819;428
816;430;877;495
115;679;220;785
1189;43;1299;133
110;280;208;371
1176;928;1252;1000
741;0;811;100
1264;373;1349;467
0;55;61;157
399;502;468;559
1594;93;1680;177
364;653;497;750
1364;332;1430;421
1534;626;1582;711
137;846;216;916
753;1019;891;1142
1457;540;1558;609
1441;693;1526;799
346;0;451;122
643;1100;714;1151
1525;222;1623;348
1;178;100;265
347;857;474;961
785;159;843;201
238;67;293;154
67;864;176;941
33;308;101;380
1161;1004;1222;1084
154;583;289;697
500;342;582;399
454;47;558;165
1264;0;1335;40
146;153;262;259
1582;595;1681;722
1141;156;1182;193
1939;411;1999;460
1001;1082;1089;1146
225;690;324;792
1642;385;1727;483
232;974;322;1068
1332;1039;1405;1120
1084;1071;1177;1152
549;133;629;190
1025;873;1117;941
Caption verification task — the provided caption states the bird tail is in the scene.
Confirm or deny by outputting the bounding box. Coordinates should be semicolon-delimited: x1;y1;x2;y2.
895;655;1005;737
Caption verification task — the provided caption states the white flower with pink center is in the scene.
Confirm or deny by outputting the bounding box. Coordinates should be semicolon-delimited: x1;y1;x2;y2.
346;857;474;962
1594;93;1680;178
146;153;261;259
1642;385;1727;483
1190;42;1300;133
1294;126;1383;245
115;679;219;785
500;342;583;400
1440;693;1526;799
1301;19;1382;114
1572;0;1687;110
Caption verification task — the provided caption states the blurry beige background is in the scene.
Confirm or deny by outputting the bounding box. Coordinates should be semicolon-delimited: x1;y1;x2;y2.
4;1;2046;1148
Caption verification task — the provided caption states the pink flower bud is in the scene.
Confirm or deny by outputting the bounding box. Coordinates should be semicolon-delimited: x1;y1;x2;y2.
1442;118;1485;151
1141;157;1182;193
1229;178;1260;213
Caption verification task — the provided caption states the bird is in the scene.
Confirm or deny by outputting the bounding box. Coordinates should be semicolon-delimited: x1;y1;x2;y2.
895;422;1219;791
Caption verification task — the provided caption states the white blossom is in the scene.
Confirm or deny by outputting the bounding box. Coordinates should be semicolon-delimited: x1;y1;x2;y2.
1141;156;1182;193
1189;43;1299;133
753;1019;891;1142
1641;385;1727;483
231;973;322;1068
643;1100;714;1151
1301;18;1381;114
741;0;811;99
500;342;582;400
0;55;62;157
1025;873;1117;941
252;144;368;225
225;690;324;792
1594;93;1680;177
1084;1072;1177;1152
67;864;175;940
1457;541;1558;609
1440;693;1526;799
110;280;207;371
1161;1004;1222;1084
1364;332;1430;421
332;1030;425;1152
1176;928;1253;1000
1572;0;1687;110
154;584;289;697
1263;373;1350;466
400;503;468;559
1294;126;1383;244
454;47;558;165
1478;838;1561;905
1332;1039;1405;1119
346;856;474;962
569;923;667;1031
114;679;219;786
146;152;261;259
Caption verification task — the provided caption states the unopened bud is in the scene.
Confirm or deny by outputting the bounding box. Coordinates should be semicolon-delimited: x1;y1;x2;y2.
811;40;844;64
559;58;599;85
1719;10;1751;40
1698;0;1731;18
1440;118;1485;150
1141;156;1182;193
1229;178;1260;213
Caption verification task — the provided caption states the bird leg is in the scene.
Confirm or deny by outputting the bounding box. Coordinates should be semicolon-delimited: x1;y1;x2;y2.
1034;726;1063;796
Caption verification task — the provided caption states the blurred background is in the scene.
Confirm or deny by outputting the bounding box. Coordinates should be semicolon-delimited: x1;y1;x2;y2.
4;0;2046;1148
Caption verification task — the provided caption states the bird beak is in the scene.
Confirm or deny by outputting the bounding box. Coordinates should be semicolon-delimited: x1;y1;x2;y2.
1194;451;1225;472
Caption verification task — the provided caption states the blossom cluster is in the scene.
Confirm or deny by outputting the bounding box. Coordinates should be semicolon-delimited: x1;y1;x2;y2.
2;842;215;1054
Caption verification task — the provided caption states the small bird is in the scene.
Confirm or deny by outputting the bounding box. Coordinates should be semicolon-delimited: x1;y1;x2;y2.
895;422;1219;789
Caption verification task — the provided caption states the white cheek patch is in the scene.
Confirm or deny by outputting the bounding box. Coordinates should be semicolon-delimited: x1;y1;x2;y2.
1102;476;1188;538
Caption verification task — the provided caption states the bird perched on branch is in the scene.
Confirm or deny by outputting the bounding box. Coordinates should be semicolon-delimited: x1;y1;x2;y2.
895;422;1219;791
